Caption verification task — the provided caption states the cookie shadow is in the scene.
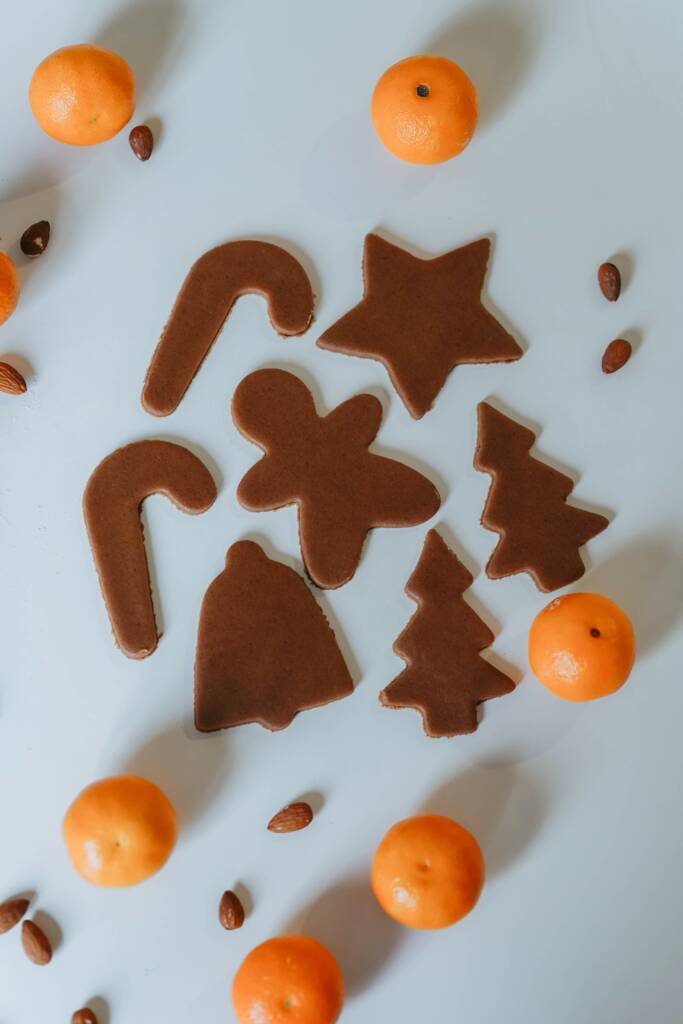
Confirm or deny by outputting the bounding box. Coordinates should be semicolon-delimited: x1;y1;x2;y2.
241;531;362;689
426;2;537;130
123;718;230;830
582;532;683;658
285;878;404;997
422;764;547;878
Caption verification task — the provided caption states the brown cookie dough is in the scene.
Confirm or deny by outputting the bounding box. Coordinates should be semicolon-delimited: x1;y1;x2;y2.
318;233;522;419
142;240;314;416
475;402;610;591
380;529;515;737
194;540;353;732
84;440;217;658
232;368;441;589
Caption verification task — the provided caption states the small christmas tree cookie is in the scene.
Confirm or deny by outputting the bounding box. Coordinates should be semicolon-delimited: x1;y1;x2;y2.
475;403;609;592
380;529;515;737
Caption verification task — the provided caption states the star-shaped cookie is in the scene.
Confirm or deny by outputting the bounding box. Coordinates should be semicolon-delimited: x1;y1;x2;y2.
318;233;523;418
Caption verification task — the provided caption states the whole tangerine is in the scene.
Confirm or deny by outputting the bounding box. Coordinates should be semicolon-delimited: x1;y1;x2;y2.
0;253;20;326
232;935;344;1024
529;592;636;702
63;775;178;887
372;814;485;929
371;54;478;164
29;44;136;146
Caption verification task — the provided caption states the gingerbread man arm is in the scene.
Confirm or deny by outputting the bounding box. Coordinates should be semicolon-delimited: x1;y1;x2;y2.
142;241;314;416
323;394;383;447
84;440;217;658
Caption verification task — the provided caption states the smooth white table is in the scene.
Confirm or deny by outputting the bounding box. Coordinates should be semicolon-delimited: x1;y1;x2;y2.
2;0;683;1020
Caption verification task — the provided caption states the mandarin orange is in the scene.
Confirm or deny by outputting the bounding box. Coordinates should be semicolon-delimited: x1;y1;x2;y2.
63;775;178;887
529;592;636;701
0;253;20;326
372;813;485;929
232;935;344;1024
371;55;478;164
29;44;136;146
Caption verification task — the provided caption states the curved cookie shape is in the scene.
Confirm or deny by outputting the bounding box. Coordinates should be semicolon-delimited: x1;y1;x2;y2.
195;540;353;732
380;529;515;737
475;402;610;591
142;240;315;416
232;368;441;589
318;233;522;419
84;440;217;658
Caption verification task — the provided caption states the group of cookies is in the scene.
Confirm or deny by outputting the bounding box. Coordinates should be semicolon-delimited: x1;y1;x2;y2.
85;234;609;738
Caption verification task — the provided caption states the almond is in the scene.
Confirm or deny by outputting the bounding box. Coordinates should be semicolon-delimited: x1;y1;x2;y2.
267;801;313;833
0;897;30;934
597;262;621;301
21;919;52;965
0;361;27;395
602;338;632;374
129;124;154;161
20;220;51;258
219;890;245;930
72;1008;98;1024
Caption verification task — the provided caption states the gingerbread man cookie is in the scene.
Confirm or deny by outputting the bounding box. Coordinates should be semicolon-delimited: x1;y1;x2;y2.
232;368;441;588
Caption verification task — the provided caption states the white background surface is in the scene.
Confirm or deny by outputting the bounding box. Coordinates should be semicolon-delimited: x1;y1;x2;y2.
2;0;683;1021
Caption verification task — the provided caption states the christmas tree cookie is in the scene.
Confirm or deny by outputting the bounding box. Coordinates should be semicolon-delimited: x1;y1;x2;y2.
380;529;515;737
475;402;609;591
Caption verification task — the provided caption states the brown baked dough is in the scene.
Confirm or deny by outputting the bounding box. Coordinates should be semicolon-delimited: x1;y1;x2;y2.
84;440;217;658
142;240;314;416
194;540;353;732
318;233;522;418
232;368;441;589
380;529;515;737
475;402;610;591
